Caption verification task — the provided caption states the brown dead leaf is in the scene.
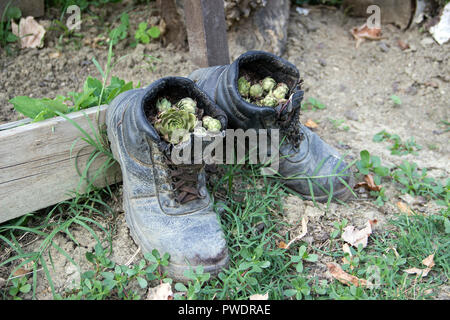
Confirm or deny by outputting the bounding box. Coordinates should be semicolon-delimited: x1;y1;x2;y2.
396;201;413;215
327;262;367;287
304;119;318;129
146;283;173;300
354;174;381;192
397;39;410;50
403;254;435;278
422;254;435;269
403;267;431;277
341;220;372;248
49;51;61;59
249;292;269;300
13;267;30;277
11;16;46;49
277;241;288;249
351;23;382;48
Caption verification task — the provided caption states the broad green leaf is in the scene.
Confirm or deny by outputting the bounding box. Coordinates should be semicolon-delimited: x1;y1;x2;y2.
9;96;45;119
148;26;160;39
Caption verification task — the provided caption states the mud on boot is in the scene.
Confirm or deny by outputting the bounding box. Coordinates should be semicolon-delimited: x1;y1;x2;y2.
189;50;354;202
106;77;229;282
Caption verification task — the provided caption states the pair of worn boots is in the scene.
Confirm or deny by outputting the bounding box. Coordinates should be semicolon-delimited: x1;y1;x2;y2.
106;51;353;281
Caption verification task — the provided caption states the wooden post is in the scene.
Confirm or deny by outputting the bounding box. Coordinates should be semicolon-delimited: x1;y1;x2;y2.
183;0;230;67
0;0;45;18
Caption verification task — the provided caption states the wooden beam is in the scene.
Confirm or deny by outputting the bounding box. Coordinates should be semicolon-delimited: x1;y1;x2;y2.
0;0;45;18
183;0;230;67
0;105;121;223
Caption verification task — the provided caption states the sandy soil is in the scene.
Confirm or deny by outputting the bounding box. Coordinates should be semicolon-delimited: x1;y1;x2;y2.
0;3;448;299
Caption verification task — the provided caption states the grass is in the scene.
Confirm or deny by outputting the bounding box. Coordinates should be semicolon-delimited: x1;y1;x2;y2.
1;140;448;300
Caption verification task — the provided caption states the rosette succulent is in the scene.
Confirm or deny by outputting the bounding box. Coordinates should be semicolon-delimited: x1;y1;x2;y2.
249;83;263;99
156;98;172;113
176;97;197;114
272;83;289;100
262;77;276;92
202;116;222;132
154;108;197;144
238;76;250;97
260;95;278;107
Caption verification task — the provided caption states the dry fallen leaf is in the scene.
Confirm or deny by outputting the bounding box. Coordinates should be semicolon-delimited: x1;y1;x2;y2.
11;16;46;49
397;39;410;50
327;262;367;287
403;267;431;277
422;254;435;269
403;254;435;278
146;282;173;300
354;174;381;192
13;267;30;277
249;292;269;300
304;119;318;129
396;201;413;215
49;51;61;59
351;23;382;48
342;220;372;248
277;241;288;249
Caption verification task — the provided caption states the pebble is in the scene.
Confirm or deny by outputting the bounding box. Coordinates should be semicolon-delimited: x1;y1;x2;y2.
344;109;359;121
420;37;435;47
378;41;389;53
318;58;327;67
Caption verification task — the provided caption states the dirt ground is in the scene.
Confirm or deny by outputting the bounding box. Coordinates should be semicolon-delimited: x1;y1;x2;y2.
0;3;448;299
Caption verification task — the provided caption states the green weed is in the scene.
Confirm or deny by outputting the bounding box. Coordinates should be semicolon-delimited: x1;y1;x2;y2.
373;130;422;156
0;2;21;55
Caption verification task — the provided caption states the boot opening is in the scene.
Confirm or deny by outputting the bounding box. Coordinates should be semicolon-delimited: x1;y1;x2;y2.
237;52;300;91
141;77;227;133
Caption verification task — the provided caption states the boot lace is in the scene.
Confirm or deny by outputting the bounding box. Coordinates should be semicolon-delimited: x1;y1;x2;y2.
166;162;204;204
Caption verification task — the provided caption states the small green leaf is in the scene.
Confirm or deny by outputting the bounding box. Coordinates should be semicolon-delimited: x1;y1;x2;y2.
19;283;31;294
147;26;160;39
137;277;148;289
175;283;187;292
284;289;297;297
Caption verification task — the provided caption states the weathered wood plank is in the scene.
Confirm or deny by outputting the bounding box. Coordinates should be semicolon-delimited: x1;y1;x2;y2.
0;105;122;223
183;0;230;67
0;0;45;18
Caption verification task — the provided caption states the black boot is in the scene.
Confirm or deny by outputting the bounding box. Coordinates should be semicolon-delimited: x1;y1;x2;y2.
106;77;229;281
188;51;353;201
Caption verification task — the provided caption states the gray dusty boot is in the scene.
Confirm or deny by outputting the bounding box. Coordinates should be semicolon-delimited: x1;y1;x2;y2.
188;51;354;201
106;77;229;281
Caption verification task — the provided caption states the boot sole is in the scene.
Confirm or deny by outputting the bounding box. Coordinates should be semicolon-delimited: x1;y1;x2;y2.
282;174;355;203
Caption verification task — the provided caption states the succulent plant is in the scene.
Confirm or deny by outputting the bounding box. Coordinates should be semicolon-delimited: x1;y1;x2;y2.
272;83;289;100
193;126;207;136
156;98;172;113
202;116;222;132
260;95;278;107
154;108;197;144
238;76;250;97
176;97;197;114
261;77;276;92
249;83;263;99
